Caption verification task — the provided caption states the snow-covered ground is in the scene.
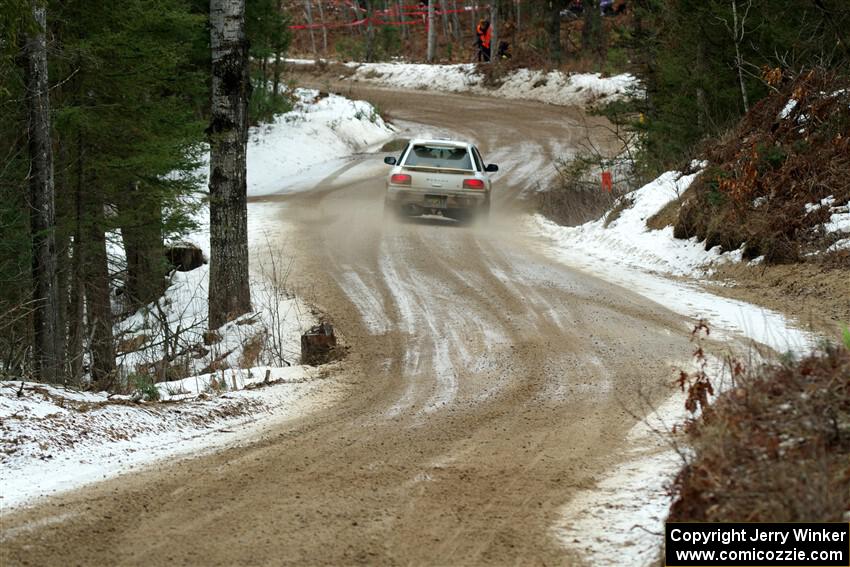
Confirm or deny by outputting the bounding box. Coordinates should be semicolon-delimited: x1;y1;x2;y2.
0;369;340;510
805;196;850;253
246;88;395;196
534;166;823;566
1;89;393;512
534;167;744;278
289;59;639;107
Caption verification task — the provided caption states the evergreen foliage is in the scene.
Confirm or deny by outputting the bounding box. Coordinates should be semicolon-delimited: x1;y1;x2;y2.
247;0;293;124
0;0;292;384
623;0;850;174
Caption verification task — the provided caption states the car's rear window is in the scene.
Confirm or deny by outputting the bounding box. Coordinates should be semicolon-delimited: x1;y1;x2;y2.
403;145;473;170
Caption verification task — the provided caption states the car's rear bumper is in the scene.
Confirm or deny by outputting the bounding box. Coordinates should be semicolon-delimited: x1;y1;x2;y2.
385;187;487;211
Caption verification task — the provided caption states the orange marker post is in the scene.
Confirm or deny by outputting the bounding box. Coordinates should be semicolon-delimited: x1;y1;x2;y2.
601;171;613;192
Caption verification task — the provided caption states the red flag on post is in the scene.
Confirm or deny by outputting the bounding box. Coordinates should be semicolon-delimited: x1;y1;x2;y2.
601;171;613;192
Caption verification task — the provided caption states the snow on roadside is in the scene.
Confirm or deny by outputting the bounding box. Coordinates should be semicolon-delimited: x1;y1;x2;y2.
552;357;738;567
289;59;639;107
0;370;340;510
247;88;395;196
534;167;743;278
552;396;682;567
533;167;820;566
530;166;818;351
1;89;388;512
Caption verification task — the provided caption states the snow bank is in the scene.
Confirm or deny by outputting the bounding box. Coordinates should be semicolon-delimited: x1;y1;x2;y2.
288;59;639;107
535;167;740;278
351;62;480;93
0;370;338;510
537;168;819;566
245;88;395;196
347;61;638;106
531;166;816;352
115;261;311;380
492;67;639;107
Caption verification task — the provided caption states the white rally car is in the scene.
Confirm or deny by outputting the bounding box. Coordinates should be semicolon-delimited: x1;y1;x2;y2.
383;138;498;221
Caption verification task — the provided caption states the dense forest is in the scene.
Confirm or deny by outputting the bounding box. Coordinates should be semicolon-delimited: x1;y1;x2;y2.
0;0;290;387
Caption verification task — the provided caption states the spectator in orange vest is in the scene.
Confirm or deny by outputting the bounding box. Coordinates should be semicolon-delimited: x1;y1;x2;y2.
475;19;491;62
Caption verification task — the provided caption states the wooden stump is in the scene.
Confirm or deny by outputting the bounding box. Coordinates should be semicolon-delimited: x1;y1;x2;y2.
301;322;336;365
165;243;206;272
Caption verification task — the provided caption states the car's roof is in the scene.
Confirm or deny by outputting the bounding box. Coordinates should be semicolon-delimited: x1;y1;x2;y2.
408;138;472;149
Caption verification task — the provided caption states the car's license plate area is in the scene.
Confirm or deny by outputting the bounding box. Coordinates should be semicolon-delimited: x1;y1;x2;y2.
424;195;447;208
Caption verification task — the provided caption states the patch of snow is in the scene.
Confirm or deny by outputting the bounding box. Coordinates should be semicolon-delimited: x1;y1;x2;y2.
284;58;325;66
337;61;639;107
244;88;395;197
0;371;341;511
825;204;850;234
779;98;797;119
804;195;835;213
827;237;850;252
533;169;735;277
752;196;768;208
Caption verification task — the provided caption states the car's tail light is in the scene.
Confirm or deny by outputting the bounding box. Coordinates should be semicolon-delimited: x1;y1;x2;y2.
390;174;411;186
463;178;485;190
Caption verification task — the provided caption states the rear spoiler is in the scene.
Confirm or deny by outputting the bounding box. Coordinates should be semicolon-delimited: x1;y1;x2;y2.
402;165;473;174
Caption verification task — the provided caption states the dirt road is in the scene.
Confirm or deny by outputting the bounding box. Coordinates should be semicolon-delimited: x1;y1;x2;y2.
1;86;696;565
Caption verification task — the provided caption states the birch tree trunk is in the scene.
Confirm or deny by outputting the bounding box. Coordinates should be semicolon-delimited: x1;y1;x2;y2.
396;0;407;39
316;0;329;53
365;0;375;61
208;0;252;329
67;131;86;384
304;0;317;55
440;0;450;39
468;0;475;43
351;3;363;34
731;0;749;113
427;0;437;61
25;2;64;383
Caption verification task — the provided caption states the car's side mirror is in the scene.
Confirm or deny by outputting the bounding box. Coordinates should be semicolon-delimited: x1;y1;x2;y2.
485;163;499;172
384;156;397;165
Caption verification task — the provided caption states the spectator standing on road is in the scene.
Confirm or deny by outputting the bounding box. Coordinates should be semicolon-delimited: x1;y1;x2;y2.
475;19;491;61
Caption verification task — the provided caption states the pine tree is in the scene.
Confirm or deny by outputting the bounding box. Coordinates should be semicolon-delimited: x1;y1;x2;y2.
547;0;562;64
247;0;292;123
49;0;207;384
24;2;64;382
625;0;850;173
